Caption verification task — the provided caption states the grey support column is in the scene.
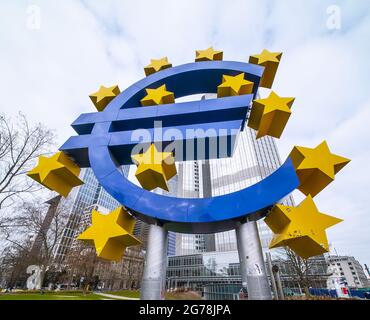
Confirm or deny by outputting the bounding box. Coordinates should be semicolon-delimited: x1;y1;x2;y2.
266;252;279;300
140;224;168;300
236;220;272;300
273;266;285;300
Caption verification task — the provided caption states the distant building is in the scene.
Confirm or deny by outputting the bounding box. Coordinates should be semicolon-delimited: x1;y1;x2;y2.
272;254;329;295
53;166;149;290
152;169;178;256
29;195;62;260
166;251;330;299
63;202;145;290
54;168;122;264
327;255;369;288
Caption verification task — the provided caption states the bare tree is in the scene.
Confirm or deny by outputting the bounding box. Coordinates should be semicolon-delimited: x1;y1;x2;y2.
283;247;315;296
62;243;144;292
0;112;55;212
119;247;144;289
0;242;33;289
0;198;70;287
62;245;99;292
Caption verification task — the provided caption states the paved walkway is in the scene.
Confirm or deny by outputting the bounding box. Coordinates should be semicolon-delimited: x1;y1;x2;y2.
94;292;139;300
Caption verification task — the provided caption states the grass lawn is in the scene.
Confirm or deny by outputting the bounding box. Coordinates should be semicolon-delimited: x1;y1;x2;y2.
0;292;109;300
0;290;202;300
105;290;140;298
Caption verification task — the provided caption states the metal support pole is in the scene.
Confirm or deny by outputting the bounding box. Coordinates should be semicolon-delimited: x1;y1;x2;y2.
162;229;168;298
273;266;285;300
236;220;272;300
140;224;168;300
266;252;279;300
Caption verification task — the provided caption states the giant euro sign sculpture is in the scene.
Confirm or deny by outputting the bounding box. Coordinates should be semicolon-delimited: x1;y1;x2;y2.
28;48;350;260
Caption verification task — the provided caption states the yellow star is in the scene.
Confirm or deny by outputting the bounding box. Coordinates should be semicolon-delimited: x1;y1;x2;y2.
77;207;141;261
265;195;343;259
132;144;177;191
249;49;282;88
247;91;295;139
140;84;175;106
89;85;120;112
27;151;83;197
144;57;172;76
217;73;254;97
195;47;223;61
289;141;350;197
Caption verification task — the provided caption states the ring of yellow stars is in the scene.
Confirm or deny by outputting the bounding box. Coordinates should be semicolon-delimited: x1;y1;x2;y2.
289;141;350;197
89;85;120;112
217;73;254;97
144;57;172;76
264;195;343;259
195;47;223;62
140;84;175;106
132;143;177;191
249;49;282;88
27;151;83;198
77;207;141;261
247;91;295;139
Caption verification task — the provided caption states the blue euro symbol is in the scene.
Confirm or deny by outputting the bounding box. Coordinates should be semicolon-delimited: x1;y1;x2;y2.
60;61;299;233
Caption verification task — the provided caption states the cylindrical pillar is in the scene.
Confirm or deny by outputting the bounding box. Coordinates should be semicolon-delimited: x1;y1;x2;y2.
140;224;168;300
266;252;279;300
236;220;272;300
273;267;285;300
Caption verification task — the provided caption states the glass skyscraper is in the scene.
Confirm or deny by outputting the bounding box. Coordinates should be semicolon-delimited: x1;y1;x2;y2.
175;93;294;255
54;164;177;262
54;167;126;263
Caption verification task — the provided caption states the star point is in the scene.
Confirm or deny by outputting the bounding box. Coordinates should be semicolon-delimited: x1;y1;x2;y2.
77;207;141;261
132;144;176;191
140;84;175;106
89;85;120;112
195;47;223;61
265;195;342;259
144;57;172;76
290;141;350;197
27;151;83;197
249;49;282;88
217;73;254;97
247;91;295;139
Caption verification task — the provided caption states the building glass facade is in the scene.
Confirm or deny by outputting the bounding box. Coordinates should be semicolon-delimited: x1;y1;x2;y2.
167;251;330;299
175;94;294;256
54;167;126;263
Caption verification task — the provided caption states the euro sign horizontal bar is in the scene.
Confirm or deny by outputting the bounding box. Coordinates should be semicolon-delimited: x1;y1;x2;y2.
71;94;252;134
61;94;253;165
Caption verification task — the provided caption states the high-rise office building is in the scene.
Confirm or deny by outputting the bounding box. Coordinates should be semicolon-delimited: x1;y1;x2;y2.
54;167;127;263
152;171;178;256
175;94;294;255
54;163;177;263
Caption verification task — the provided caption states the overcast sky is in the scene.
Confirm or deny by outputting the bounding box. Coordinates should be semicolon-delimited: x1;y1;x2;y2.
1;1;369;267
